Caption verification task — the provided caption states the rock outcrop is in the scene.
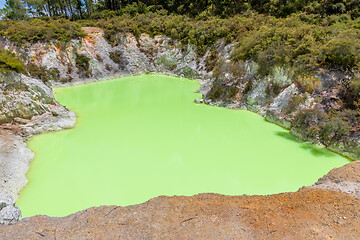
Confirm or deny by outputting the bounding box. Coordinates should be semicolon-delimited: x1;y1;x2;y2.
4;27;209;86
0;72;53;124
0;72;76;200
206;59;360;160
312;160;360;198
0;130;33;201
0;189;21;225
0;162;360;239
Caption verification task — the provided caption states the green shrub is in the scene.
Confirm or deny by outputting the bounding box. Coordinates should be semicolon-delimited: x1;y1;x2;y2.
0;50;24;73
319;113;352;147
0;18;85;45
319;32;360;70
75;53;90;71
265;82;282;96
285;93;307;114
293;108;356;147
207;84;224;100
205;46;219;71
349;74;360;110
181;66;197;79
292;108;326;140
26;63;49;81
75;53;92;78
243;80;253;95
156;54;177;71
109;51;122;64
1;10;360;74
226;86;238;98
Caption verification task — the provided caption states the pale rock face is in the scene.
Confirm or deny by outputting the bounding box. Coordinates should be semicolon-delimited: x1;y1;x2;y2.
265;83;299;128
0;73;56;124
0;131;34;201
15;28;208;86
0;73;76;202
245;81;269;114
0;189;21;225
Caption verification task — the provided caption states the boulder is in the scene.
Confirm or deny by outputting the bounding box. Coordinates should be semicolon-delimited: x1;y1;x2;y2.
194;98;204;104
0;189;21;225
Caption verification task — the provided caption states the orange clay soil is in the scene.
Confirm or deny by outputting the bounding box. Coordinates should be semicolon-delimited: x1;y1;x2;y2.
1;161;360;240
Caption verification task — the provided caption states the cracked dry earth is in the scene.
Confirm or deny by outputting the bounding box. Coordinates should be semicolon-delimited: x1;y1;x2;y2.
1;162;360;239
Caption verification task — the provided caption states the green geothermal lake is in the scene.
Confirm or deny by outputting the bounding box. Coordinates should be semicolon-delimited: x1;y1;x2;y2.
17;75;349;217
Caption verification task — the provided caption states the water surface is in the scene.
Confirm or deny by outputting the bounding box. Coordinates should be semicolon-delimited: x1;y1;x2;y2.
17;75;349;217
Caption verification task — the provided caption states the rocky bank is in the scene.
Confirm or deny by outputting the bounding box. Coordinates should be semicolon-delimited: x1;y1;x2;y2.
0;71;76;201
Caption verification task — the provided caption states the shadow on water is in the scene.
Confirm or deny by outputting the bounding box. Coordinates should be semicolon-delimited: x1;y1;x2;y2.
275;131;336;158
276;131;301;142
300;143;336;157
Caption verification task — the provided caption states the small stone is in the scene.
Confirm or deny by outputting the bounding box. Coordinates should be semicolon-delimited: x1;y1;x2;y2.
0;206;21;225
194;98;204;104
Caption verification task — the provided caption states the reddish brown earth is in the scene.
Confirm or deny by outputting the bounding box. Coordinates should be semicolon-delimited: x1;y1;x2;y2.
1;162;360;240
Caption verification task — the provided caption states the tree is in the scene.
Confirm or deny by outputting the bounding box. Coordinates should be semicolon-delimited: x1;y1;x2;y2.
2;0;28;20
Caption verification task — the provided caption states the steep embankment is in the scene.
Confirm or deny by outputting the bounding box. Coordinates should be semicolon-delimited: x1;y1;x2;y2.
0;72;75;199
1;161;360;239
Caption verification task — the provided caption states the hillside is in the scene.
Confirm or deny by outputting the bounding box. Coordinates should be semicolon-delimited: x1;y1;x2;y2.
0;2;359;238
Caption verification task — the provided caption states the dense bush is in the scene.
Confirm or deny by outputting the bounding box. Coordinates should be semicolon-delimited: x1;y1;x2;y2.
75;53;92;78
109;51;122;64
0;18;85;45
319;31;360;70
232;14;360;73
75;53;90;71
319;113;352;147
1;9;359;73
348;74;360;110
26;63;51;81
0;50;24;73
293;107;358;147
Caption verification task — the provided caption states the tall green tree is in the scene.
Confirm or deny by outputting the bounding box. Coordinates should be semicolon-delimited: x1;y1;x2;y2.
2;0;28;19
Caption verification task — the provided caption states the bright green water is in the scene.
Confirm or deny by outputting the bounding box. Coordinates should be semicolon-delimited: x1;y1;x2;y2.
17;75;349;217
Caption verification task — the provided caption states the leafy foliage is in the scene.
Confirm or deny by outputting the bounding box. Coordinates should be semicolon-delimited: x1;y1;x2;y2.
0;18;85;45
0;1;359;73
0;49;24;73
75;53;92;78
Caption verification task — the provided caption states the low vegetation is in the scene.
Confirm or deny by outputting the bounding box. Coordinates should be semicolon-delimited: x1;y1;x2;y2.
0;6;359;73
0;18;84;45
0;49;24;73
292;108;358;148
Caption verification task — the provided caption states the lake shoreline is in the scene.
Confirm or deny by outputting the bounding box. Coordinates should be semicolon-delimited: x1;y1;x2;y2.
2;161;360;239
0;73;354;202
17;75;349;218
